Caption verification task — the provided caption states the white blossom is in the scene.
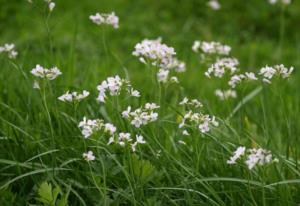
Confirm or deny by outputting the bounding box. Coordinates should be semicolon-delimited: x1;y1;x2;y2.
245;148;274;170
179;97;202;108
49;2;55;11
97;75;139;103
58;90;89;102
205;58;239;78
207;0;221;10
31;64;62;80
83;151;95;161
227;146;246;164
89;12;119;29
132;38;176;69
78;117;116;138
259;65;293;83
192;41;231;55
0;43;18;59
122;103;159;128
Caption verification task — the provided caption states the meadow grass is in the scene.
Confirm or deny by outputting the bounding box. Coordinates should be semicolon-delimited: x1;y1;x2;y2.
0;0;300;205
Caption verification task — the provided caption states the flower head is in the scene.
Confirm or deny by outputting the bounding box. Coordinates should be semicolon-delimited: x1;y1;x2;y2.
89;12;119;29
31;64;62;80
83;151;95;161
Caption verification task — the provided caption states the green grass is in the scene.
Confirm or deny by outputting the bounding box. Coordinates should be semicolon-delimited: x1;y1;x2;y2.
1;0;300;205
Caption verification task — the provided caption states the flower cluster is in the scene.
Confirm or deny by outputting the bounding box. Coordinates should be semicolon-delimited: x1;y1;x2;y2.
133;38;186;84
227;146;277;170
83;151;95;161
108;133;146;152
268;0;291;5
132;38;176;68
259;64;293;84
89;12;119;29
215;89;237;100
58;90;90;103
192;41;231;55
205;58;239;78
179;97;203;108
207;0;221;10
228;72;257;88
97;75;140;103
178;97;218;134
78;117;116;138
31;64;62;80
122;103;159;128
0;43;18;59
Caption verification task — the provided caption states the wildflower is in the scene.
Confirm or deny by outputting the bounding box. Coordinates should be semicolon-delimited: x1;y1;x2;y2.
192;41;231;55
227;146;277;170
215;89;237;100
83;151;95;161
0;43;18;59
205;58;239;78
117;132;132;147
97;75;140;103
31;64;62;80
49;2;55;11
157;69;169;83
78;117;116;138
207;0;221;10
179;97;202;108
228;72;257;88
122;103;159;128
259;64;293;83
227;146;246;164
58;90;89;102
131;135;146;152
245;148;274;170
132;38;176;69
268;0;291;5
89;12;119;29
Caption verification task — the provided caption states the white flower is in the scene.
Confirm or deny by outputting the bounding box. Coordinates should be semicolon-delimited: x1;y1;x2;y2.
268;0;291;5
207;0;221;10
58;90;89;102
205;58;239;78
130;88;140;97
97;75;139;103
31;64;62;80
259;64;294;83
49;2;55;11
131;135;146;152
215;89;237;100
157;69;169;83
89;12;119;29
0;43;18;59
182;130;190;136
122;103;159;128
83;151;95;161
245;148;274;170
104;123;116;135
136;135;146;144
179;97;202;108
227;146;246;164
170;76;179;83
192;41;231;55
132;38;176;69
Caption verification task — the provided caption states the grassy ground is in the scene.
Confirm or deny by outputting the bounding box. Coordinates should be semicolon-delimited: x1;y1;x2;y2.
1;0;300;205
